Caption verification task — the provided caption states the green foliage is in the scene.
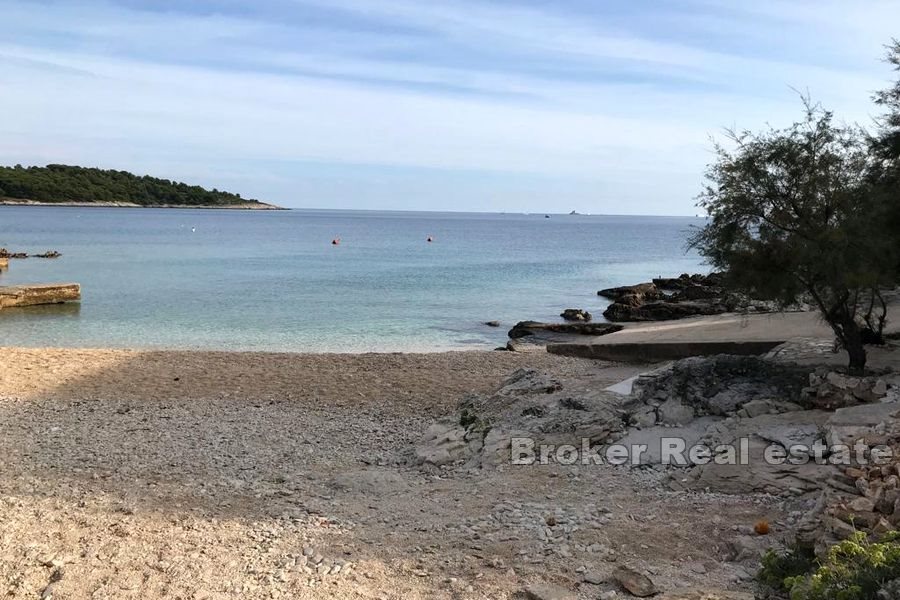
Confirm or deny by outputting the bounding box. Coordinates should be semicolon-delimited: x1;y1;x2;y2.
459;408;478;429
758;544;817;593
690;100;898;373
0;164;264;207
871;40;900;278
759;533;900;600
873;40;900;163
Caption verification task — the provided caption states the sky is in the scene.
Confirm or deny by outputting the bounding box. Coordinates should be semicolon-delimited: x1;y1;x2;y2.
2;1;898;214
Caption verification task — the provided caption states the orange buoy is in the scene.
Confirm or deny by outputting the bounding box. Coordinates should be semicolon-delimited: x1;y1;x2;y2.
754;520;770;535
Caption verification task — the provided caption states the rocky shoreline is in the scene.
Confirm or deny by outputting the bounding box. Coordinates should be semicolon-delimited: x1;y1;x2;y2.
414;343;900;596
500;271;808;351
598;273;801;322
0;248;62;259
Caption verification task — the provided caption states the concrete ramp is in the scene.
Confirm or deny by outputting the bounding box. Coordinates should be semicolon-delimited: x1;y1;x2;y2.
549;340;783;362
547;311;831;362
0;284;81;308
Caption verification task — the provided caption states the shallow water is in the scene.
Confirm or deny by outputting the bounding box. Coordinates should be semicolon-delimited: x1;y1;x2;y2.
0;207;706;351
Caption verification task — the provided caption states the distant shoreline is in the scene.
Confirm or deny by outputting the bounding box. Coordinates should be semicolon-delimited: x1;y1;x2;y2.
0;198;286;210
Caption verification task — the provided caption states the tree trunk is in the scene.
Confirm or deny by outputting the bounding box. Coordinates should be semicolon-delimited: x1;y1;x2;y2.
841;316;867;375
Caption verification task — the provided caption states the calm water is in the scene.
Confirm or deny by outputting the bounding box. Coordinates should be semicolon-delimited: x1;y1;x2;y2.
0;207;706;352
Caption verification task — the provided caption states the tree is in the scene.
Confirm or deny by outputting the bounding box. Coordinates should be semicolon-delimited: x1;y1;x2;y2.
0;164;265;207
873;40;900;162
690;101;897;374
872;40;900;276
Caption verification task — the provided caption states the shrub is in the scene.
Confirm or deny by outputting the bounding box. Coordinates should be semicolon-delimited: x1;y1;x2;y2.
758;532;900;600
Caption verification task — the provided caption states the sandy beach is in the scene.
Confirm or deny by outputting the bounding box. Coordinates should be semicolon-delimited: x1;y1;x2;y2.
0;347;773;599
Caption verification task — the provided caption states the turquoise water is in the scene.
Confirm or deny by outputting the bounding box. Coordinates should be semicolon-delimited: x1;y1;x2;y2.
0;207;706;352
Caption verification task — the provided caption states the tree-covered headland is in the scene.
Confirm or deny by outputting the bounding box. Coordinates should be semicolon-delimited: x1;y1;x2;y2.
0;164;272;208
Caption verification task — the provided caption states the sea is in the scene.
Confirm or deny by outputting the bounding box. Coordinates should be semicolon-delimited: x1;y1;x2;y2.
0;207;707;352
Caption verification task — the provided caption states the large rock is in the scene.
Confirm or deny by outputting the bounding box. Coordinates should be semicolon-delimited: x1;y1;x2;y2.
496;368;562;395
601;272;794;322
824;402;900;447
0;248;28;259
675;412;835;494
603;298;729;322
597;282;661;301
507;321;622;350
624;356;842;495
657;398;695;425
414;369;625;469
616;417;719;464
559;308;591;322
34;250;61;258
414;419;477;466
652;272;723;291
613;566;657;597
508;321;622;339
670;284;725;301
630;355;809;417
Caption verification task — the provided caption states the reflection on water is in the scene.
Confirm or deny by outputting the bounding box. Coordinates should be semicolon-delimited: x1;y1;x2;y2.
0;302;82;319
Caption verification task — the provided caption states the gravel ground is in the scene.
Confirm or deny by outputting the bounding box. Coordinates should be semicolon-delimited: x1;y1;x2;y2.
0;348;773;599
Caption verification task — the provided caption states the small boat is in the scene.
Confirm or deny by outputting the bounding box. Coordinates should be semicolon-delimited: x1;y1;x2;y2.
426;236;433;242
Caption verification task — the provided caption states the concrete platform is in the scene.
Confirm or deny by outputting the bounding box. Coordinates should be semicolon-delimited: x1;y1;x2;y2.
0;284;81;308
549;339;784;361
547;311;833;362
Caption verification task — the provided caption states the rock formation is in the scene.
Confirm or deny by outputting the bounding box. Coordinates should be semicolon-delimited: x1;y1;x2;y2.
507;321;621;340
599;272;795;322
0;248;28;259
0;248;62;259
413;368;625;468
505;321;623;351
559;308;591;322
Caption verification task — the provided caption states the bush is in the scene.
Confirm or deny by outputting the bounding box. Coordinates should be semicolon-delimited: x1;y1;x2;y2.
758;544;817;593
758;532;900;600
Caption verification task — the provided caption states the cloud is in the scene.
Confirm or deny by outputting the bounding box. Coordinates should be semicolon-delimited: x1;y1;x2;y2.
0;0;896;214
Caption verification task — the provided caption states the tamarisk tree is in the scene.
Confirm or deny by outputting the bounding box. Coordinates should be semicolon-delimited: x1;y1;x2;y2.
690;102;896;374
873;40;900;276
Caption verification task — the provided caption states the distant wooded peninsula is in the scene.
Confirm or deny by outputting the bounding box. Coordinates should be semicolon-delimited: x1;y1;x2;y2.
0;164;281;209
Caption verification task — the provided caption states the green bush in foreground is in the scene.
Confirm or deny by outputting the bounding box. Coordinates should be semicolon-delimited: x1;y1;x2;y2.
759;532;900;600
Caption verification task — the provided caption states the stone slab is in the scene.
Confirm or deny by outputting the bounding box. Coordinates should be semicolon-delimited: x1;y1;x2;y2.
0;283;81;308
